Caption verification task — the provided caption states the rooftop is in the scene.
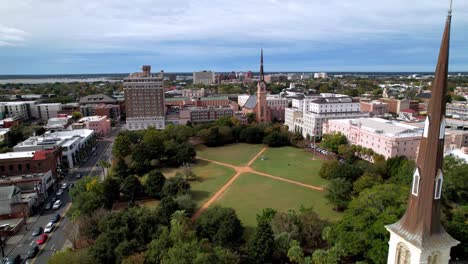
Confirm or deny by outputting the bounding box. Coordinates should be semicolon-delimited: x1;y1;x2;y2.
332;118;423;137
78;116;107;122
79;94;117;104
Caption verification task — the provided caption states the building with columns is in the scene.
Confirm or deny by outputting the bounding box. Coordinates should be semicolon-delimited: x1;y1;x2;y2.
385;4;459;263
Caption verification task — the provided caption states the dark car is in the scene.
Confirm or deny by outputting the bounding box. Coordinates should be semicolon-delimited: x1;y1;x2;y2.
51;214;61;224
3;255;21;264
32;227;43;236
75;173;82;179
44;203;52;210
27;246;39;259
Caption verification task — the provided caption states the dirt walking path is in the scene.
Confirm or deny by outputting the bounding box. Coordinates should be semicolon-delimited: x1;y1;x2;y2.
192;147;323;220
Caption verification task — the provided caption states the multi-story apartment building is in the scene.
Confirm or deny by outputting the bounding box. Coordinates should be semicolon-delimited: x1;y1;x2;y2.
446;101;468;120
314;72;328;79
193;71;215;85
124;65;165;130
58;103;80;116
324;118;423;160
0;148;62;177
166;106;234;125
285;94;369;138
0;102;35;120
79;94;120;120
13;129;96;168
35;103;62;121
72;116;111;137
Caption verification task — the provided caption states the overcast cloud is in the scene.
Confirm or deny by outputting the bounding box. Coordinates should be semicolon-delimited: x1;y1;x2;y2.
0;0;467;74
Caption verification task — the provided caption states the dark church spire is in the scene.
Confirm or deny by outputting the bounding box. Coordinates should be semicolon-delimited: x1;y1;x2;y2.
260;48;264;82
386;1;458;249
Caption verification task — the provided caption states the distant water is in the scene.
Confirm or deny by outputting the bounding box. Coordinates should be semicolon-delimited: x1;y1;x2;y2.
0;72;466;84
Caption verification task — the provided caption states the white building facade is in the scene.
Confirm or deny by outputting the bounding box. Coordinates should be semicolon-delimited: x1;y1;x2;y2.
285;94;369;139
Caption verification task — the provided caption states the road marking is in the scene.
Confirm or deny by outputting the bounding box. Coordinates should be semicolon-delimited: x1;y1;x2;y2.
30;241;34;246
30;203;72;264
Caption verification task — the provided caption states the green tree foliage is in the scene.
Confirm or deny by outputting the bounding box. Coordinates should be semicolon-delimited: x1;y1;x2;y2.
101;177;120;209
263;131;290;147
112;133;132;159
69;177;105;217
90;207;159;263
71;111;83;120
196;206;244;248
144;170;166;198
443;155;468;204
328;184;408;263
319;160;363;182
240;126;264;144
156;197;180;225
121;175;144;203
145;211;239;264
246;113;256;124
248;218;275;264
173;194;196;216
352;172;383;194
326;178;353;211
445;206;468;258
321;132;347;153
162;175;191;198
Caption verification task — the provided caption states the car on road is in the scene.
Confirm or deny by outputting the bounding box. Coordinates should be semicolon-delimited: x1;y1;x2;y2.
44;203;52;210
44;222;54;233
51;214;61;223
60;183;68;190
3;255;21;264
56;189;64;196
32;227;43;236
27;246;39;259
51;196;56;202
52;200;62;210
75;173;82;179
36;234;48;245
0;224;10;231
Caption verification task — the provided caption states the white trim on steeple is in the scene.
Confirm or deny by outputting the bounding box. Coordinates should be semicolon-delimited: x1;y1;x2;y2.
439;116;446;139
423;116;430;138
411;168;421;196
434;170;444;200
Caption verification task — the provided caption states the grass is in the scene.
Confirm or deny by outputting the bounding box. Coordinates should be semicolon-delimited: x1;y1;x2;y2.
213;172;341;231
161;160;236;208
196;143;264;166
250;146;327;187
189;160;236;208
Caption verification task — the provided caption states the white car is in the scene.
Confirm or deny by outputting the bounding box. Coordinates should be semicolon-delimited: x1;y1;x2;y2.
52;200;63;210
44;222;54;233
56;189;64;196
61;183;68;190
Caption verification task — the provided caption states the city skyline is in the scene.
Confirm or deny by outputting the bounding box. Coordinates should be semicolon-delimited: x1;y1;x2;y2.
1;0;468;74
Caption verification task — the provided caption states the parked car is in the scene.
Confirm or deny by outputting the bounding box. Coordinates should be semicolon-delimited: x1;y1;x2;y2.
51;214;61;224
3;254;21;264
27;246;39;259
56;189;64;196
51;196;56;202
32;227;43;236
44;222;54;233
36;234;48;245
44;203;52;210
60;183;68;190
75;173;82;179
52;200;62;210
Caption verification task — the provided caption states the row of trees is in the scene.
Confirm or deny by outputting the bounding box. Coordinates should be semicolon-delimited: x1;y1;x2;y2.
196;116;303;148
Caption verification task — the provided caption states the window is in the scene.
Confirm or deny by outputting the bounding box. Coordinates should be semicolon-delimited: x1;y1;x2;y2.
423;116;430;138
396;243;411;264
439;116;446;139
434;170;443;199
412;169;421;196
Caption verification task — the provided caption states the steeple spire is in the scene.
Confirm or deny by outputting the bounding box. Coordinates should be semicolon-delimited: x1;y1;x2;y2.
385;3;458;262
260;48;264;82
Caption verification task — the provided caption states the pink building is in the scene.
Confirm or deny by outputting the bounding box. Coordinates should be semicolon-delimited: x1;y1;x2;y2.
72;116;111;137
324;118;423;160
360;100;389;116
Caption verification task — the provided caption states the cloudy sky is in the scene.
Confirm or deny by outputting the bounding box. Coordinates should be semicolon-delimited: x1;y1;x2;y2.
0;0;467;74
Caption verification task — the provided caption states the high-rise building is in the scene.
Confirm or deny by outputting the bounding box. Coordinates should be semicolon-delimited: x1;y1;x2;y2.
385;4;459;263
124;65;165;130
193;71;215;85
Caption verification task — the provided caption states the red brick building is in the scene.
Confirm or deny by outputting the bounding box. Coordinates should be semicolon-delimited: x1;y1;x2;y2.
0;148;61;177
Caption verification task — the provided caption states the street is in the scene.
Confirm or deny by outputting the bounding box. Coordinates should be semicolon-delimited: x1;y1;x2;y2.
3;126;119;264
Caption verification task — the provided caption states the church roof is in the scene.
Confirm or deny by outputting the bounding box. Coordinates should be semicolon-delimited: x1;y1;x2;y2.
243;95;257;109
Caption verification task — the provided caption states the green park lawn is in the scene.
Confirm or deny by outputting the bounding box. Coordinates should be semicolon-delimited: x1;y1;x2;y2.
213;172;341;231
161;160;236;208
250;146;327;187
196;143;264;166
190;160;236;208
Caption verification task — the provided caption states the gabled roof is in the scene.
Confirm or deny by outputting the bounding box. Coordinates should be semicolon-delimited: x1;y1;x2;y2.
243;95;257;109
79;94;117;104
